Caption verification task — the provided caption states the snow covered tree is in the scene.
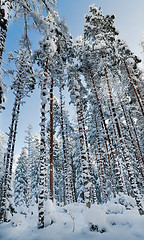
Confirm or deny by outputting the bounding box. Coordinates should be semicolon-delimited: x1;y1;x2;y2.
0;0;11;66
31;134;40;205
24;125;33;206
78;4;144;214
14;148;28;208
0;19;36;222
0;131;6;207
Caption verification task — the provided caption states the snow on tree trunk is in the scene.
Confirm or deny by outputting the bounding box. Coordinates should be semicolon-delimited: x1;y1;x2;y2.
0;1;11;66
76;83;97;203
49;76;54;202
120;102;144;181
94;114;116;198
59;85;71;204
137;88;144;107
9;103;20;177
74;74;91;208
104;67;144;214
107;101;128;195
65;122;75;203
124;61;144;116
128;110;144;167
95;119;107;202
25;125;33;207
0;91;21;222
38;57;48;229
89;70;124;193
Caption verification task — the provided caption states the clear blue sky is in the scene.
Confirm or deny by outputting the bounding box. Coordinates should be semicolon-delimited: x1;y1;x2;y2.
1;0;144;157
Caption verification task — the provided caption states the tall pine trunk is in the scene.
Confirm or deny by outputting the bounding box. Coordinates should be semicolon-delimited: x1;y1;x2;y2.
89;70;124;193
38;57;49;229
128;110;144;166
124;62;144;116
49;76;54;202
65;122;75;203
0;87;21;222
120;102;144;180
104;67;144;215
0;1;11;66
75;82;96;203
95;120;107;202
94;114;116;198
74;74;91;208
59;85;71;204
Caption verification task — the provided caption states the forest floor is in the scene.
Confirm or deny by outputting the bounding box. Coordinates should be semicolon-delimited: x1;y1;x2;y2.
0;194;144;240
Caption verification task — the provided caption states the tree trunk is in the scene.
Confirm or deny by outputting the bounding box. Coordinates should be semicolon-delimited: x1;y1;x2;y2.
95;120;107;202
120;102;144;180
137;88;144;107
94;114;116;198
124;62;144;116
0;89;21;222
128;110;144;166
0;1;11;66
65;122;75;203
74;73;91;208
49;76;54;202
38;57;48;229
107;101;128;195
59;85;71;204
104;67;144;215
89;70;124;193
75;83;96;203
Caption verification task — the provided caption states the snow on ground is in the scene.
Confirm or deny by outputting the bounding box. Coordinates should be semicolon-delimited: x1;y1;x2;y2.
0;195;144;240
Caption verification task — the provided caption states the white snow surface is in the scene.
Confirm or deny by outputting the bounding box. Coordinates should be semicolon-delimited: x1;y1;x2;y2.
0;196;144;240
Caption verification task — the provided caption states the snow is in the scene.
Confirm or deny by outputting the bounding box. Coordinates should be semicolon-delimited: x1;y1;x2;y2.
0;197;144;240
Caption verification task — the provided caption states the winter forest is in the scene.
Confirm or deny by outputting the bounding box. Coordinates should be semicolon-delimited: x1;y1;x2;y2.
0;0;144;240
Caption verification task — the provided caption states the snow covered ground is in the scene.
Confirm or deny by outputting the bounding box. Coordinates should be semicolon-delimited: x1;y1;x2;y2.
0;195;144;240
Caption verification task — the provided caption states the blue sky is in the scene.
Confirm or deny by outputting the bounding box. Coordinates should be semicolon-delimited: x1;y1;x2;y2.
1;0;144;156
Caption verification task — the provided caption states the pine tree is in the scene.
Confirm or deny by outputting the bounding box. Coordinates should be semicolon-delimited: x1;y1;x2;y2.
25;125;33;207
0;20;36;223
14;148;28;208
31;134;40;205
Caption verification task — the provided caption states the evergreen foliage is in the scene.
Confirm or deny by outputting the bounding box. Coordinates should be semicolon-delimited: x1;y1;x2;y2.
0;1;144;228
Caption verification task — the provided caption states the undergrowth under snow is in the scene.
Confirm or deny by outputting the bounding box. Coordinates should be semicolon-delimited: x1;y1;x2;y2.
0;194;144;240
